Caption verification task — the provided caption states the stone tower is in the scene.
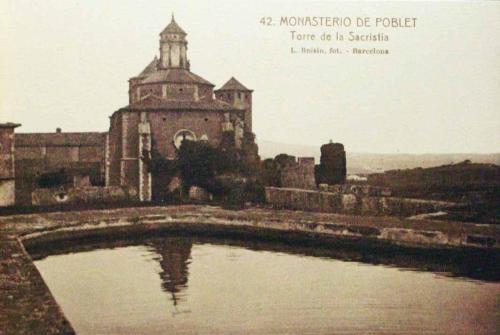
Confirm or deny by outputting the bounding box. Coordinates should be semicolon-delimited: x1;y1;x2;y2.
316;142;346;185
0;123;21;206
159;14;190;70
215;77;253;132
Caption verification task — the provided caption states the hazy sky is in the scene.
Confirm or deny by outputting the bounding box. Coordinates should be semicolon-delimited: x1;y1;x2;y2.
1;0;499;153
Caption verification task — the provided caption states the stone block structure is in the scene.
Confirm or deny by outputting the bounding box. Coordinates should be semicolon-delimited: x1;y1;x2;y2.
15;129;105;170
265;187;458;217
31;186;134;206
0;123;21;206
319;184;392;197
280;157;316;190
14;129;106;204
316;142;346;185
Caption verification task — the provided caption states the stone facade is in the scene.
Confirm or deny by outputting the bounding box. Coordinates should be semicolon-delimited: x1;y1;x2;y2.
107;16;254;201
13;129;106;205
15;129;105;168
31;186;134;206
0;123;21;206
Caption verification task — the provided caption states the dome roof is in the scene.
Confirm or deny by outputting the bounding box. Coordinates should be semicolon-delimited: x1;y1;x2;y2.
136;57;158;77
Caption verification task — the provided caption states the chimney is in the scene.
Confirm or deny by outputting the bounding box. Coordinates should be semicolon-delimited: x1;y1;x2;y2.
56;128;62;133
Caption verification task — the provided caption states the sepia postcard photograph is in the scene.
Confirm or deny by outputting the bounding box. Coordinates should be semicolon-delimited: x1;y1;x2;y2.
0;0;499;334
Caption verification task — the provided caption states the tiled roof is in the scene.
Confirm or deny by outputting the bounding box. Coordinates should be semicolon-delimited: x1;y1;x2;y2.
139;68;214;86
15;132;105;147
128;94;242;111
161;15;186;35
137;57;159;77
216;77;252;91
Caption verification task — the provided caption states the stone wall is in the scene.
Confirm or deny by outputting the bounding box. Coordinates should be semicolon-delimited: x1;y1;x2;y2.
280;157;316;189
148;110;226;159
265;187;457;217
0;128;16;180
108;112;123;187
31;186;137;206
14;130;107;205
0;180;15;207
14;161;104;206
0;123;20;206
15;132;105;166
319;184;392;197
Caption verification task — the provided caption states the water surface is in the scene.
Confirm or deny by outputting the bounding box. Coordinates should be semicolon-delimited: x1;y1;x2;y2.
33;237;499;335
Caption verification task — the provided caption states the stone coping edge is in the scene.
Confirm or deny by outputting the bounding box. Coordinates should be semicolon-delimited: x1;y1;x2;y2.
18;213;499;251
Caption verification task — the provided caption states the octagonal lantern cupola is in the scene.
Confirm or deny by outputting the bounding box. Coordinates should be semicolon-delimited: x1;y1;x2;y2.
159;14;190;70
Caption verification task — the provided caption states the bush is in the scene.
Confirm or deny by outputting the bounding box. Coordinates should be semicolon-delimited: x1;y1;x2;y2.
221;183;246;210
142;138;263;205
244;181;266;204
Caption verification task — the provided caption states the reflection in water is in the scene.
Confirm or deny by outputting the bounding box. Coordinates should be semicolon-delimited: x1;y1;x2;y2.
148;238;192;307
27;234;500;282
31;236;500;335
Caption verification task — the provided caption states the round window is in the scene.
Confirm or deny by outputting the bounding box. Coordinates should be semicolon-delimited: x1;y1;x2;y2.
173;129;196;149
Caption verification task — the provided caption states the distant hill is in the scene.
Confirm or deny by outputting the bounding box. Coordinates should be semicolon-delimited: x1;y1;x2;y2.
367;162;500;224
258;140;500;174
